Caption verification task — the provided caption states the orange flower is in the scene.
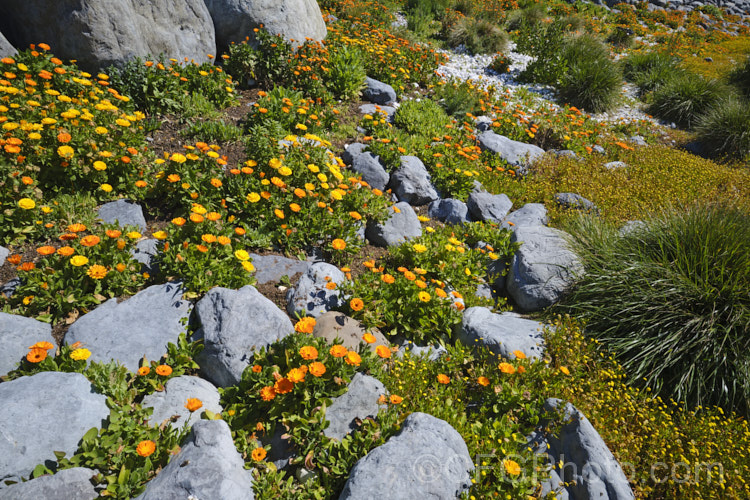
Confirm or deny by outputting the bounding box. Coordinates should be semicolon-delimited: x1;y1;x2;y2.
80;235;100;247
329;345;348;358
56;246;74;257
331;238;346;250
18;262;35;272
260;385;276;401
381;274;395;284
190;214;204;223
185;398;203;412
294;188;306;198
299;346;318;360
274;378;293;394
274;209;285;219
404;271;416;281
349;211;362;220
206;212;221;221
362;333;376;344
59;232;78;241
57;132;71;143
513;350;527;360
309;361;326;377
36;246;56;256
345;351;361;366
29;341;54;350
288;368;306;384
437;374;450;384
350;298;364;311
376;345;391;359
251;447;267;461
136;440;156;457
289;203;301;212
105;229;122;238
498;362;516;374
477;376;490;387
389;394;403;404
294;316;316;334
171;217;186;226
138;366;150;376
196;244;208;253
27;348;47;363
252;364;262;373
155;364;172;376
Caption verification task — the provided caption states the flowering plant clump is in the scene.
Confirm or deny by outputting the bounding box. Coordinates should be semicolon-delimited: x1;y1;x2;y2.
1;223;147;322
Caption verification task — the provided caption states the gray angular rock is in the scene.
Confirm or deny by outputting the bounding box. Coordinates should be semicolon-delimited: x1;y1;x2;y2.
0;0;215;72
194;286;293;387
629;135;648;146
0;467;98;500
456;307;545;360
362;76;397;105
286;262;346;318
0;32;16;58
0;277;20;298
365;202;422;247
551;149;579;159
619;220;645;235
0;246;7;267
325;373;386;440
135;420;254;500
428;198;471;224
501;203;547;229
339;412;473;499
97;199;146;231
475;115;493;132
467;191;513;223
0;312;54;377
359;104;396;121
131;238;159;273
350;152;390;191
204;0;326;52
64;282;192;372
396;341;446;362
555;192;598;212
507;226;582;312
389;156;439;206
0;372;108;485
604;161;627;170
341;142;369;165
313;311;389;353
529;399;635;500
142;375;222;429
478;131;545;174
249;253;310;285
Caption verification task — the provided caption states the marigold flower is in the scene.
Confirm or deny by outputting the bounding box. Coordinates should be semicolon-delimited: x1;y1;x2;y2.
206;212;221;221
330;345;348;358
274;378;293;394
437;374;450;384
171;217;186;226
498;362;516;374
513;350;527;360
18;198;36;210
418;291;431;303
349;211;362;220
136;440;156;457
29;341;54;351
155;364;172;376
331;238;346;250
345;351;361;366
560;366;570;375
217;236;230;245
412;244;427;253
289;203;301;213
389;395;403;404
376;345;391;359
404;271;416;281
260;385;276;401
234;249;250;261
294;316;316;334
86;264;107;280
70;255;89;267
288;367;306;384
241;261;255;272
36;246;55;256
57;145;74;158
170;153;187;163
80;235;100;247
362;333;376;344
309;361;326;377
478;376;490;387
503;459;521;476
350;298;364;312
126;231;142;240
274;209;285;219
251;447;267;461
138;366;150;376
56;246;74;257
300;346;318;360
27;347;47;363
185;398;203;412
70;348;91;361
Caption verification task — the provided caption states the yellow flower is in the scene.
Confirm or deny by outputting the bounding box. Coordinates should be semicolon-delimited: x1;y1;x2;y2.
278;166;292;176
86;264;107;280
95;126;108;134
70;255;89;267
126;231;142;240
93;161;107;171
58;145;75;159
241;261;255;272
100;184;113;192
185;398;203;412
503;459;521;476
412;244;427;253
234;249;250;261
70;348;91;361
560;366;571;375
152;231;168;240
246;192;261;203
170;153;187;163
116;118;131;127
331;239;346;250
18;198;36;210
418;291;431;303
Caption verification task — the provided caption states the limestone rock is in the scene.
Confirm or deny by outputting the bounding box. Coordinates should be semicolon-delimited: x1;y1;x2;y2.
131;238;159;274
428;198;472;225
324;373;386;440
362;77;397;105
0;31;16;58
389;156;439;206
359;104;396;122
194;286;293;387
467;191;513;223
0;246;7;267
478;131;545;175
0;468;98;500
554;193;598;213
365;202;422;247
456;307;545;360
349;152;390;191
0;312;54;377
97;199;146;231
142;375;222;429
286;263;346;318
312;311;389;353
501;203;548;229
249;253;310;285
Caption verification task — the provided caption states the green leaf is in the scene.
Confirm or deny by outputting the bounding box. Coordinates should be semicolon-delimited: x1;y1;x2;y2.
117;464;130;486
53;450;67;461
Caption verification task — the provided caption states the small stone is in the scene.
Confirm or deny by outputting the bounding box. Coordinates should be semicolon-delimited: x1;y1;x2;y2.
365;202;422;247
97;199;147;231
362;77;397;105
286;263;346;318
324;373;386;440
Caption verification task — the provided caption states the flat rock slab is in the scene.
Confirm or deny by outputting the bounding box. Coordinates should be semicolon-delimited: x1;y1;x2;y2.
428;198;471;225
135;420;254;500
389;156;438;206
0;467;98;500
507;226;582;312
478;131;545;174
363;76;397;105
286;263;346;318
365;202;422;247
131;238;159;273
312;311;389;353
324;373;386;441
249;253;310;285
339;412;473;499
456;307;545;360
97;199;146;231
529;398;635;500
142;375;222;429
0;372;108;485
64;282;192;372
467;191;512;223
194;286;293;387
0;312;54;377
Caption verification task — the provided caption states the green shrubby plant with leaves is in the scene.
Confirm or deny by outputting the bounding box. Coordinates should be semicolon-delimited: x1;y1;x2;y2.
392;98;451;139
434;79;488;118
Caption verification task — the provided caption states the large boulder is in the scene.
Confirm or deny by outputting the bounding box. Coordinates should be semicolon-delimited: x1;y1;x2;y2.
339;412;473;499
389;156;439;206
324;373;386;440
349;151;390;191
0;312;54;377
365;202;422;247
478;131;545;175
0;467;98;500
249;253;310;285
529;398;635;500
362;77;397;105
141;375;222;429
427;198;471;225
204;0;327;51
64;282;192;372
194;286;293;387
0;0;216;71
286;262;347;318
501;203;547;229
467;191;512;223
456;307;545;360
507;226;582;311
135;420;254;500
0;372;109;486
0;32;15;58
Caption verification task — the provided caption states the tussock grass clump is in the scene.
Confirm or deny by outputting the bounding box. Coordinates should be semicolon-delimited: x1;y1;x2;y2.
558;35;623;113
647;73;726;128
695;96;750;160
559;204;750;415
728;55;750;98
447;16;508;54
621;51;680;94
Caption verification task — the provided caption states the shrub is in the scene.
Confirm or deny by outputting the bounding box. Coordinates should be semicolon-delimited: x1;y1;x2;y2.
392;99;450;139
489;53;511;74
557;35;622;113
516;19;570;85
434;79;486;118
506;4;547;32
325;45;367;100
181;120;243;143
728;55;750;98
559;203;750;415
648;73;726;129
447;17;509;54
695;96;750;160
222;41;258;89
606;26;635;48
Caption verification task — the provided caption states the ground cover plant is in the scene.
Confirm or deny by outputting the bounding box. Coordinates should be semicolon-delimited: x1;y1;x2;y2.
1;0;750;498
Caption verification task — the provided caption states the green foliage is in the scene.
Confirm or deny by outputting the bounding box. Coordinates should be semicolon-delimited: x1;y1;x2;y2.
181;120;244;144
489;53;512;74
558;35;623;112
447;16;509;54
695;96;750;160
606;25;635;48
392;98;451;139
434;79;487;118
222;41;259;89
621;50;681;94
325;45;367;100
728;55;750;98
648;73;726;128
516;19;570;85
558;204;750;415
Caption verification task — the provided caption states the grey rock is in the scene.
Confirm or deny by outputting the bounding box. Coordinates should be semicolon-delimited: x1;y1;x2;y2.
467;191;513;222
456;307;545;360
592;145;606;154
554;192;598;212
501;203;548;229
507;226;582;311
487;256;508;296
341;142;368;165
0;0;215;72
365;202;422;247
359;104;397;122
208;0;326;49
313;311;389;353
0;277;21;298
135;420;254;500
428;198;471;225
604;161;627;170
131;238;159;273
629;135;648;146
286;263;346;318
551;149;579;159
64;282;192;372
249;253;310;285
0;468;98;500
396;341;446;362
478;131;545;174
475;115;494;132
265;425;296;470
0;312;54;377
350;152;390;191
362;76;397;105
195;286;293;387
97;199;146;231
389;156;439;206
475;283;494;300
339;412;473;499
0;32;16;58
142;375;222;429
0;372;108;485
0;246;7;267
529;399;635;500
325;373;386;440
